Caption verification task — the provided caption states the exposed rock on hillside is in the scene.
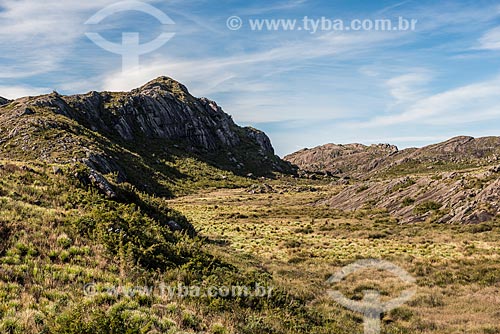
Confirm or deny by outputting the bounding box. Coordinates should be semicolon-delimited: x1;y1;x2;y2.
322;169;500;224
378;136;500;176
288;136;500;224
0;97;10;106
286;136;500;179
5;77;276;157
284;143;398;177
0;77;294;187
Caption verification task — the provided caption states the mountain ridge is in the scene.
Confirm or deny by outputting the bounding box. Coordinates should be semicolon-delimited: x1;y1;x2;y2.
2;77;277;157
0;76;294;197
285;136;500;224
285;135;500;178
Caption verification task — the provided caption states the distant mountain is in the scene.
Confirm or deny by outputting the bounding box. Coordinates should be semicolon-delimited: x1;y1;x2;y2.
287;136;500;224
284;143;398;177
0;76;294;196
285;136;500;178
384;136;500;174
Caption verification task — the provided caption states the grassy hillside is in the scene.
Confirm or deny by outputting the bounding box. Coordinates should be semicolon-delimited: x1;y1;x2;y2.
0;161;329;334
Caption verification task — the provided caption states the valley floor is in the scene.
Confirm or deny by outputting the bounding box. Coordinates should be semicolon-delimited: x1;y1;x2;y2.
169;179;500;334
1;161;499;333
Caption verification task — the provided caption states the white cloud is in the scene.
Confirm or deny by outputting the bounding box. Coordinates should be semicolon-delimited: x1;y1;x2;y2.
99;29;408;124
356;76;500;127
0;85;51;99
477;26;500;50
0;0;158;78
386;71;431;106
102;62;349;123
102;26;408;88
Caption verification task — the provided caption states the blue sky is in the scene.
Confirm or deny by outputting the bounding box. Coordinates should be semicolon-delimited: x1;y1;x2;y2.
1;0;500;156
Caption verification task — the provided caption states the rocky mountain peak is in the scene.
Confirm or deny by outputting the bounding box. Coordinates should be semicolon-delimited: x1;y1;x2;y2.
135;76;192;100
0;76;294;180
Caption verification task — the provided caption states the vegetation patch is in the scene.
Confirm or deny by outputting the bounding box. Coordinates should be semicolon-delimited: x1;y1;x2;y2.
413;201;442;215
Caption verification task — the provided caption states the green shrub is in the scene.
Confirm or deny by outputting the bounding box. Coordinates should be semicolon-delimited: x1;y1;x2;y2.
57;234;72;249
413;201;442;215
356;185;370;193
211;323;228;334
468;223;493;233
402;197;415;206
389;307;413;321
181;312;202;331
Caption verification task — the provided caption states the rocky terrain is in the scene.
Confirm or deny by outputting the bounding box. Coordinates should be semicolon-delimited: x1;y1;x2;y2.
323;168;500;224
0;96;10;105
285;143;399;177
286;136;500;178
287;136;500;224
0;77;293;197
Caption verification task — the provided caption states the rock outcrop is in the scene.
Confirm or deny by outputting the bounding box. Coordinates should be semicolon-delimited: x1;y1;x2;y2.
286;136;500;179
12;78;274;155
288;136;500;224
284;143;398;177
0;97;10;106
381;136;500;174
322;169;500;224
0;77;294;178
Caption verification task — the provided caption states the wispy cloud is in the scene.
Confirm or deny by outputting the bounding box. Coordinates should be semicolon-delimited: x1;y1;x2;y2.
386;71;432;107
477;26;500;50
102;29;410;92
355;75;500;127
0;85;51;99
376;1;412;15
0;0;159;79
100;27;412;124
235;0;308;16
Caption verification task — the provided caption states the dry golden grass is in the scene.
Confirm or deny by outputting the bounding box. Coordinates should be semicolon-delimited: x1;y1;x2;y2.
169;178;500;334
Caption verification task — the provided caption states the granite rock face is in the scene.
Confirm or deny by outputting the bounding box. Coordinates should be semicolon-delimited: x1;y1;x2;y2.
287;136;500;224
322;170;500;224
0;76;294;176
284;143;399;177
285;136;500;179
23;77;273;155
